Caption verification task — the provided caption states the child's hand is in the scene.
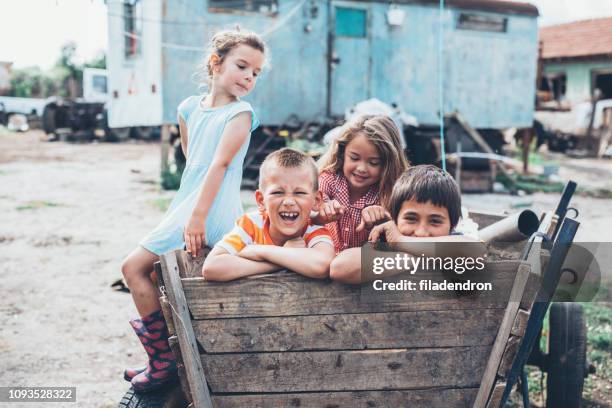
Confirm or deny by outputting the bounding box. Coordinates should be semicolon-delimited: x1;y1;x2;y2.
184;215;207;257
369;220;404;243
357;206;391;232
283;237;306;248
237;245;265;262
318;200;345;223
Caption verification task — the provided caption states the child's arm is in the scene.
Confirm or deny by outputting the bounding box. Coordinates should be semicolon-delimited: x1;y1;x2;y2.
178;116;189;158
369;221;487;259
202;245;282;282
238;242;335;279
185;112;252;257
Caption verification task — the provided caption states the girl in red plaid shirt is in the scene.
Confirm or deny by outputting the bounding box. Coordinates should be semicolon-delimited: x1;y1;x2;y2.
313;115;408;281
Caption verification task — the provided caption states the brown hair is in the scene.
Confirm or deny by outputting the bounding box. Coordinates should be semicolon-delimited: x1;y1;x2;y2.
389;165;462;229
259;148;319;191
318;114;409;208
198;27;267;81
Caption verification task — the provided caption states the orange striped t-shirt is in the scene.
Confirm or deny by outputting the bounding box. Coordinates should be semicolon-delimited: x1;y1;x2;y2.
217;211;333;255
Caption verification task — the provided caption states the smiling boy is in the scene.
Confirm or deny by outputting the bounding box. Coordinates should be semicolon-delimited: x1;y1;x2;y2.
202;148;335;281
331;165;486;283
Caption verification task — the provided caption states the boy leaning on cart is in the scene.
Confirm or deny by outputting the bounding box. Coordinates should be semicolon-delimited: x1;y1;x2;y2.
202;148;335;281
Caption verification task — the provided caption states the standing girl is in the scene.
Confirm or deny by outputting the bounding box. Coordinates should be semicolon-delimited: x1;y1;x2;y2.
120;28;266;391
314;114;408;283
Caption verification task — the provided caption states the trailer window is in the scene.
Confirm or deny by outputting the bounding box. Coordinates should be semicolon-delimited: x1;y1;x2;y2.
208;0;278;14
124;0;142;59
457;13;507;33
335;7;367;38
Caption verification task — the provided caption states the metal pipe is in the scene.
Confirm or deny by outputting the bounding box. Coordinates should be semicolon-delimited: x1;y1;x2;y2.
478;210;540;243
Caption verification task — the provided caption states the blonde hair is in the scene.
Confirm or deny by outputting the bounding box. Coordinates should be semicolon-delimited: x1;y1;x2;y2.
318;114;409;208
197;27;266;83
259;148;318;191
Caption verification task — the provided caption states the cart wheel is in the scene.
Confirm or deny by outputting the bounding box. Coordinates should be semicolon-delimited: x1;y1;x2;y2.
118;384;188;408
546;302;587;408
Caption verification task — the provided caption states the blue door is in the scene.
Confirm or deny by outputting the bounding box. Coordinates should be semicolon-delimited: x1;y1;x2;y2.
330;3;371;117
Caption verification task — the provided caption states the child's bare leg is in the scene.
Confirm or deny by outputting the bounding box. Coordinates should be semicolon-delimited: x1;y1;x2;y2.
329;248;362;284
121;246;161;316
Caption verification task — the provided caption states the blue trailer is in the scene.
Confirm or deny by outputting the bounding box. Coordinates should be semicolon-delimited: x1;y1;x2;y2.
108;0;538;126
106;0;539;185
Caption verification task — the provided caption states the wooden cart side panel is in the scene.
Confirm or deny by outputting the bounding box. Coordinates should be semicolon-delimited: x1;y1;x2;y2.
193;309;505;353
183;261;520;320
211;388;479;408
201;346;491;393
159;250;213;408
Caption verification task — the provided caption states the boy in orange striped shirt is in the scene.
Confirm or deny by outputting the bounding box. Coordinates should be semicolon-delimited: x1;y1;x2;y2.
203;148;335;281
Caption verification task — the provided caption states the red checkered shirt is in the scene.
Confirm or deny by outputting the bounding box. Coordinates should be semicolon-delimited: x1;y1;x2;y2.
318;171;380;252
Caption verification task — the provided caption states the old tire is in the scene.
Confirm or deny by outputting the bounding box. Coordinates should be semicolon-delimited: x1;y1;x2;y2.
546;302;587;408
118;385;188;408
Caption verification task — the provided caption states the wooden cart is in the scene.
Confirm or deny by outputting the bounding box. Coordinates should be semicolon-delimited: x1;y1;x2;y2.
122;184;585;408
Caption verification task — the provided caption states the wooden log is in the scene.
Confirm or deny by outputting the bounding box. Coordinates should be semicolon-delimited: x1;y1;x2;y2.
194;309;504;353
185;261;519;320
497;335;522;378
212;388;479;408
201;346;491;393
485;381;506;408
510;309;530;337
160;250;212;408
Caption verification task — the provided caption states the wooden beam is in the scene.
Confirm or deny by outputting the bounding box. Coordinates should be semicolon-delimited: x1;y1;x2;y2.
472;263;531;407
201;347;491;393
194;309;504;353
184;261;519;319
212;388;479;408
160;250;213;408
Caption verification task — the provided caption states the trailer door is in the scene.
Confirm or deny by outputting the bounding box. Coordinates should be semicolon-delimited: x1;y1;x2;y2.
330;3;371;117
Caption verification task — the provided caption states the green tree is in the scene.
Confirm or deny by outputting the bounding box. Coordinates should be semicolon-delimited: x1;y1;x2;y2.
8;42;106;98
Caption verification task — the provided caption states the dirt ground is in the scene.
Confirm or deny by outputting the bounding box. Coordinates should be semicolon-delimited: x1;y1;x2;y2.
0;129;610;407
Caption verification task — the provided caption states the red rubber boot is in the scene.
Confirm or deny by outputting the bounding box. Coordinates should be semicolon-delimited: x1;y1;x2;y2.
127;310;177;392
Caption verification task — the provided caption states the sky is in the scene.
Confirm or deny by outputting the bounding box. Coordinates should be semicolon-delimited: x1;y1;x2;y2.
1;0;612;70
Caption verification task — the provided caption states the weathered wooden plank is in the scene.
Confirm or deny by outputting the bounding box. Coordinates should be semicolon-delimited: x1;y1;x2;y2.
519;269;541;311
201;347;491;393
485;381;506;408
185;261;520;319
212;388;479;408
473;262;531;407
169;335;192;404
178;247;210;279
194;309;504;353
160;250;213;408
497;335;522;378
510;309;529;337
474;212;555;407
